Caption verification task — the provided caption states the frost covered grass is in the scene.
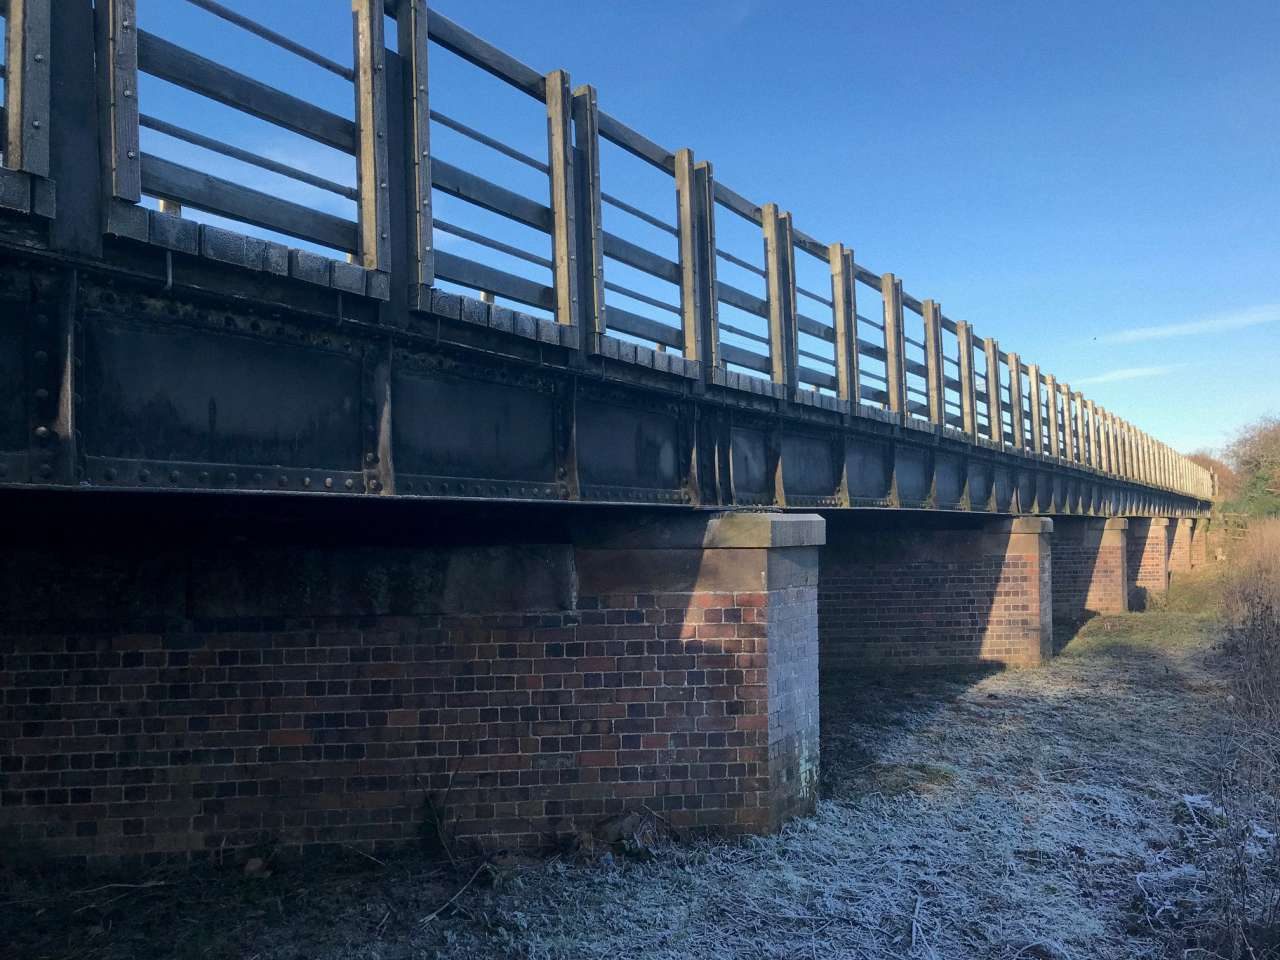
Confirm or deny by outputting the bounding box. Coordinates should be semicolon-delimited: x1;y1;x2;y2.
1;577;1234;960
410;594;1229;960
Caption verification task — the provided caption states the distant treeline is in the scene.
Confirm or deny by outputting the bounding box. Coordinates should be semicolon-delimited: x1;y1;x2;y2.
1191;415;1280;517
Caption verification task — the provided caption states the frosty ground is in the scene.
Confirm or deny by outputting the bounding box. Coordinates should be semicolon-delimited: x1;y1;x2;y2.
3;579;1230;960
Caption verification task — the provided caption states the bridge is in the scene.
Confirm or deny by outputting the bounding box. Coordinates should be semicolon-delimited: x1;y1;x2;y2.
0;0;1213;864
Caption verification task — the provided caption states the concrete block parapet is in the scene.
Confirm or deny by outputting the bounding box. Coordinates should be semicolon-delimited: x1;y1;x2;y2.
819;513;1054;673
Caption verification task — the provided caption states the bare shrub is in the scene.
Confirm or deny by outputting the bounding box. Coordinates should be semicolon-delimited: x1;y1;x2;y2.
1187;519;1280;958
1223;520;1280;721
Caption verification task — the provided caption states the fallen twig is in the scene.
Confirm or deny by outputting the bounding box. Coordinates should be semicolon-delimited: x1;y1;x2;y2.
418;862;486;928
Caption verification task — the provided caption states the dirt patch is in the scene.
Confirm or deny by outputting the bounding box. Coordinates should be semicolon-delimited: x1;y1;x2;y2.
1;583;1231;959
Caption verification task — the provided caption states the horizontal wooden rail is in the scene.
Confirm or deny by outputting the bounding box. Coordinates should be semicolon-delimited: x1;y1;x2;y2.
139;114;358;200
141;153;357;251
137;30;356;154
435;250;554;312
606;306;682;349
431;158;551;232
182;0;354;80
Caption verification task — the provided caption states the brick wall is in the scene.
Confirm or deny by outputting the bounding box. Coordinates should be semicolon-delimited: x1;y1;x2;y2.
1051;518;1127;624
1190;517;1209;568
0;503;823;865
819;516;1053;672
1168;518;1195;574
1126;518;1170;610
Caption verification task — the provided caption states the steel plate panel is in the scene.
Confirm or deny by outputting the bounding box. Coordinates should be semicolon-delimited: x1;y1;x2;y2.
846;439;892;500
894;447;931;505
730;427;769;497
781;435;835;498
82;322;362;468
578;401;679;490
393;371;556;483
0;322;24;452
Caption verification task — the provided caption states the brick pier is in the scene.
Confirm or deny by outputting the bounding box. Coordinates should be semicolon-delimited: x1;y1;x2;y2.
819;515;1053;671
1051;518;1128;625
1126;517;1171;610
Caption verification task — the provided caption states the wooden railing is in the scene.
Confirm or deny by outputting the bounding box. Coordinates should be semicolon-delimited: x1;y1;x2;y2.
0;0;1215;502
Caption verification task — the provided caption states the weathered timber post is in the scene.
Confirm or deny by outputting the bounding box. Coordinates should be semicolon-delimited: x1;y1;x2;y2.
676;148;719;372
353;0;391;277
5;0;52;178
571;84;605;352
1007;351;1025;449
1073;392;1087;466
546;69;580;330
1028;364;1044;454
763;204;798;396
1060;383;1076;462
882;274;907;416
1045;373;1060;457
1126;425;1135;485
1112;417;1123;479
983;338;1003;444
396;0;433;302
96;0;141;235
1100;410;1112;475
829;243;859;404
1115;418;1127;479
923;300;946;426
957;320;979;439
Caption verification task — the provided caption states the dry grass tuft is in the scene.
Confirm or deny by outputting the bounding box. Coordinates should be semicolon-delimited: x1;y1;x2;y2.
1147;519;1280;959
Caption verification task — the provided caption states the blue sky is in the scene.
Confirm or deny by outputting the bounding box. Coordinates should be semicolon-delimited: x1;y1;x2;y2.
128;0;1278;455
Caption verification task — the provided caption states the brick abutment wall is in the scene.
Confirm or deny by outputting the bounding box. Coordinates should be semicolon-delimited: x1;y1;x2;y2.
0;502;823;865
818;516;1054;672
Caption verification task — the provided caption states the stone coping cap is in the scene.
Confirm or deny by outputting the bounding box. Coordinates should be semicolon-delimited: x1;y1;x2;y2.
986;517;1054;535
573;510;825;550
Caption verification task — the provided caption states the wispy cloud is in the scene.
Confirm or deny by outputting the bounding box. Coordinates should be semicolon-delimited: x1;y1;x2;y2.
1102;304;1280;344
1073;364;1185;386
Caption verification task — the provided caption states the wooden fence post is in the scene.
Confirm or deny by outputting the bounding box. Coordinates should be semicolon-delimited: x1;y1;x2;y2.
396;0;433;296
676;149;719;371
1060;383;1076;462
983;337;1003;444
96;0;140;203
546;69;580;329
1123;421;1135;479
1007;351;1025;449
923;299;945;426
1044;374;1060;457
5;0;52;177
763;204;797;394
1073;391;1087;466
882;274;906;415
1099;410;1110;474
353;0;391;273
956;320;978;439
571;84;605;352
1027;364;1044;454
830;243;859;405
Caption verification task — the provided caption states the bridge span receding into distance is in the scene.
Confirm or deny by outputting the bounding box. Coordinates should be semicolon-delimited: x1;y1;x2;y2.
0;0;1213;864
